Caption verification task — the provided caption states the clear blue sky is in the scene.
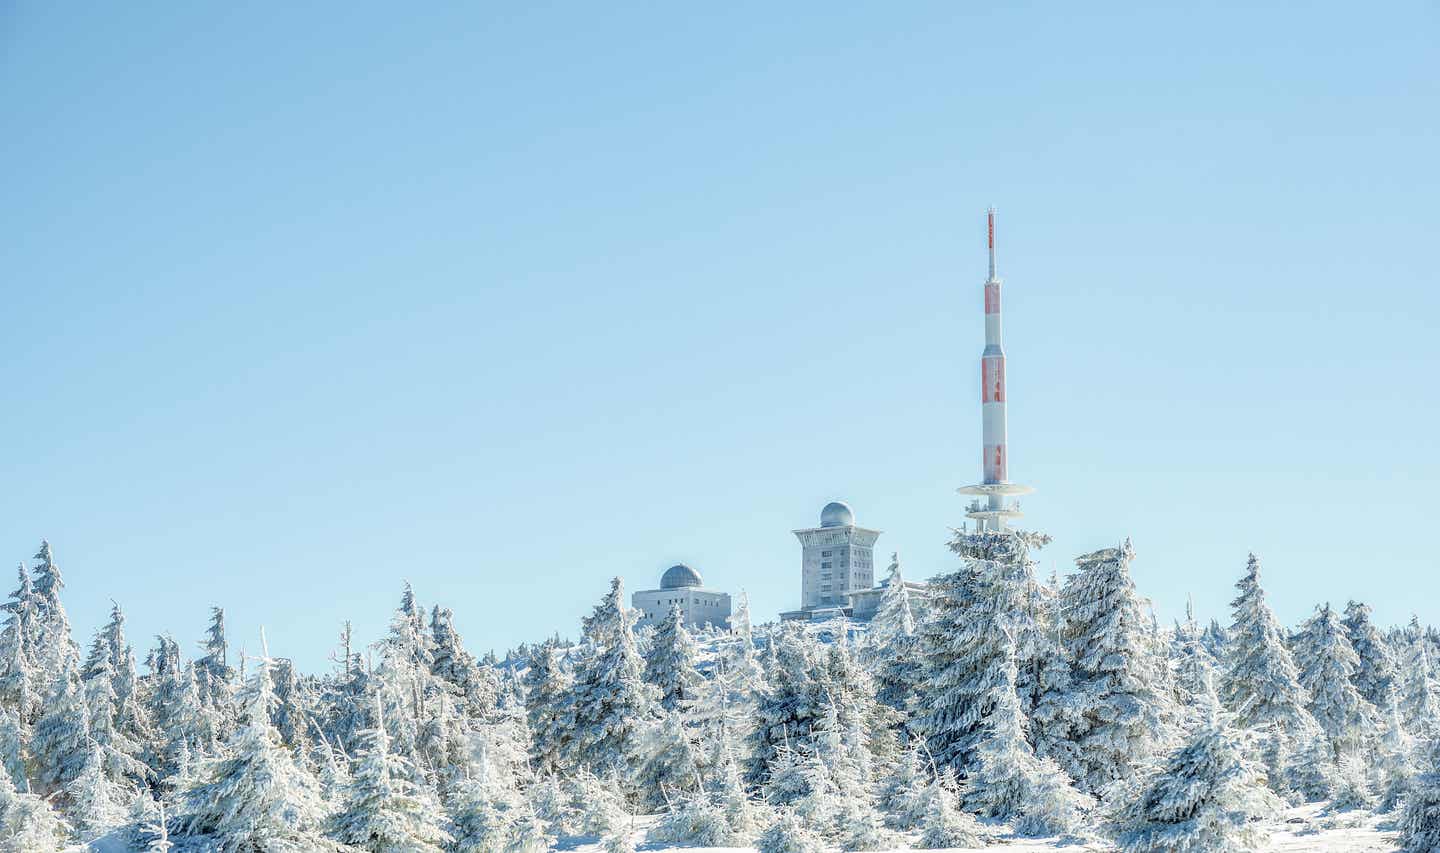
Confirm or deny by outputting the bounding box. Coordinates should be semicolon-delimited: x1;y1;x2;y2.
3;2;1436;672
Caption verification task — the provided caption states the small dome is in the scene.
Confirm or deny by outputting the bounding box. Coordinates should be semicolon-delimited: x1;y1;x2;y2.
820;501;855;528
660;563;703;589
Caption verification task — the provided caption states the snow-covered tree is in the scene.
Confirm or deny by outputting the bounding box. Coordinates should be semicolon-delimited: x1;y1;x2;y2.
522;643;572;777
567;578;656;785
1115;715;1281;853
1344;600;1398;710
194;607;236;740
1221;554;1319;747
1292;602;1375;759
178;631;336;851
328;698;451;853
429;605;498;721
30;542;80;683
1058;540;1174;793
1400;626;1440;740
1399;738;1440;853
635;709;703;808
1171;598;1217;704
755;808;823;853
65;738;130;840
643;604;702;712
963;639;1092;837
0;772;69;851
911;528;1055;773
0;565;43;725
916;770;984;850
28;669;88;796
867;553;923;715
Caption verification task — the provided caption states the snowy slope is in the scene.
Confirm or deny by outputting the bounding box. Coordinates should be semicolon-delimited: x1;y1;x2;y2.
557;805;1396;853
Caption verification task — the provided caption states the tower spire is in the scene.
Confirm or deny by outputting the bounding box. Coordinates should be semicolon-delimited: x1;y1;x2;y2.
987;206;997;282
958;208;1034;531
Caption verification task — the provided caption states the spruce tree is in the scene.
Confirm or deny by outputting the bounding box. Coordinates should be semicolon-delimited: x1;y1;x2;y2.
429;605;498;720
0;565;43;725
522;643;572;777
28;668;88;796
568;578;657;786
1399;738;1440;853
1221;554;1319;745
911;528;1054;773
1059;540;1174;793
1400;626;1440;739
643;604;702;712
1343;600;1398;710
30;542;80;682
0;772;70;851
177;632;336;851
916;769;984;850
867;554;922;715
962;639;1092;837
1115;716;1282;853
1292;602;1375;759
328;699;451;853
66;738;130;841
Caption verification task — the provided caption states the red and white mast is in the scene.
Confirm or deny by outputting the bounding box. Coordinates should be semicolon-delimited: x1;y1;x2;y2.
959;208;1033;531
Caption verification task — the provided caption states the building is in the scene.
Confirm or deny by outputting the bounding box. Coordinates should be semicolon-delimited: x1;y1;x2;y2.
787;501;881;616
631;563;732;630
846;553;930;620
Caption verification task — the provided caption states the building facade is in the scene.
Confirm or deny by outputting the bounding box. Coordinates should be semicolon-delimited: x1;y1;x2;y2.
632;563;732;630
792;501;881;611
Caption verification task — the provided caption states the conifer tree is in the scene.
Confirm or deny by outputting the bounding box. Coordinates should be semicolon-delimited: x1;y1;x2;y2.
1344;600;1398;710
568;578;657;786
522;643;572;777
195;607;236;740
643;604;702;712
0;709;24;789
1171;598;1217;704
916;769;984;850
867;554;922;715
636;709;702;808
66;738;130;840
911;528;1054;773
178;631;336;851
963;639;1092;836
1399;738;1440;853
0;565;43;725
429;605;498;720
30;542;80;682
1115;714;1281;853
0;772;69;851
28;669;88;796
1292;602;1375;759
1221;554;1319;744
1400;627;1440;739
328;699;451;853
1059;540;1174;793
755;808;824;853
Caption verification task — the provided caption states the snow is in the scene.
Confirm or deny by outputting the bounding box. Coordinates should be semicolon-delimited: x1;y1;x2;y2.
554;805;1397;852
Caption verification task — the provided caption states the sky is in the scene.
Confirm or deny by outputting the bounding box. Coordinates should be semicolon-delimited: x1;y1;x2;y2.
2;2;1437;672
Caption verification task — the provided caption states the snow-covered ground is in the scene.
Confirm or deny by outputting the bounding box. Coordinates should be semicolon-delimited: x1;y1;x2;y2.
555;805;1397;853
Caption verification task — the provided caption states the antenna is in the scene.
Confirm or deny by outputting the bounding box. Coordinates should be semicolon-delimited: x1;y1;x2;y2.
987;207;997;281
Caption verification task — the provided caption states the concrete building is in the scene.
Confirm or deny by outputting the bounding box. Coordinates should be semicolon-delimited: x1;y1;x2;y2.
632;563;732;630
790;501;881;612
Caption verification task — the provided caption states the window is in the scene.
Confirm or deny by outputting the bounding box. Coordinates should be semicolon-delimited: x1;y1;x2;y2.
821;561;831;569
822;550;832;557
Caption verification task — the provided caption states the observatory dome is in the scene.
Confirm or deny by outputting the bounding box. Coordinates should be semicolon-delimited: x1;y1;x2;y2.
820;501;855;528
660;563;703;589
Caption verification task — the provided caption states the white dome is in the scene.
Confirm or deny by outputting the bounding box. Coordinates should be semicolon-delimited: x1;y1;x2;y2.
820;501;854;528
